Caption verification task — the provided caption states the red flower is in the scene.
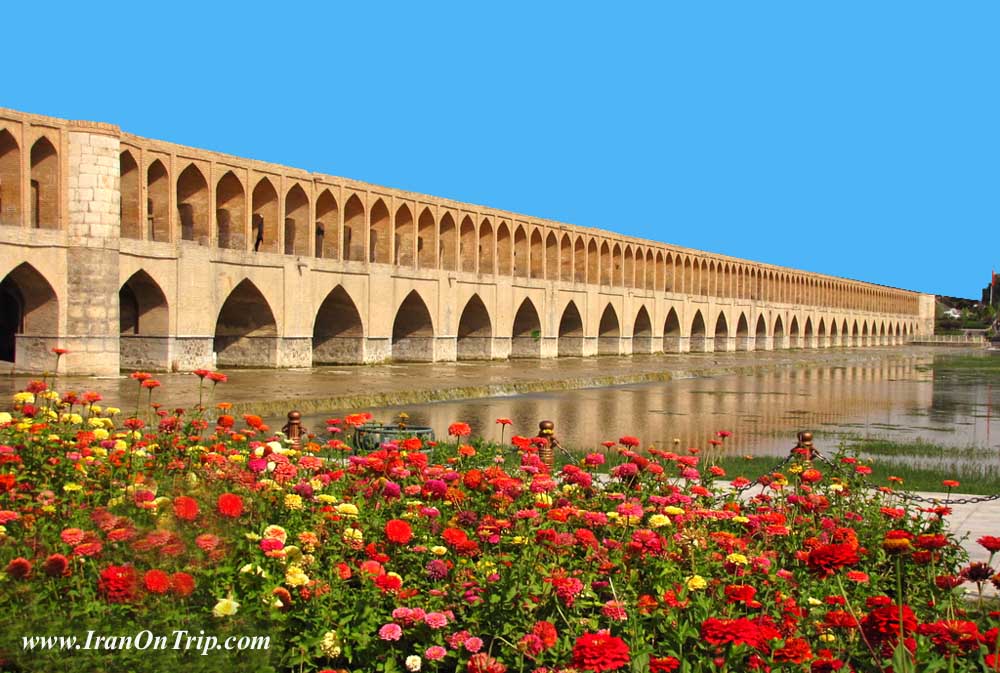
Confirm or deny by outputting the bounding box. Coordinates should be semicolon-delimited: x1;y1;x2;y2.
448;422;472;438
571;630;631;671
42;554;69;577
466;653;506;673
172;496;199;521
860;603;917;647
649;656;680;672
217;415;235;428
5;557;31;580
170;571;196;597
773;637;812;663
143;569;171;594
495;418;512;425
130;371;152;382
917;620;981;655
942;479;960;489
193;369;211;379
98;564;139;603
141;379;161;390
216;493;244;518
806;543;860;577
385;519;413;545
882;529;914;554
978;536;1000;553
51;347;69;355
618;436;640;448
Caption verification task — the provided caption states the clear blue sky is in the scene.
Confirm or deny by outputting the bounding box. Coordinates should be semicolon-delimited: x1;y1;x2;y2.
4;2;996;298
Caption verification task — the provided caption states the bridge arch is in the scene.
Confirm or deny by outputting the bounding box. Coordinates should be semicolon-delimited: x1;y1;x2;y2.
315;190;339;259
30;136;59;229
251;177;279;253
789;316;800;349
216;171;246;250
284;183;309;256
457;294;493;360
624;246;635;288
861;321;870;347
735;312;750;351
511;297;542;358
529;228;543;279
557;300;584;357
479;219;494;275
714;311;729;352
574;236;586;283
0;262;59;367
755;314;769;350
598;303;620;355
313;285;364;364
460;216;477;272
214;279;278;367
0;129;21;226
417;207;436;269
119;270;170;370
392;290;434;362
632;306;653;354
513;225;528;278
370;199;391;264
559;233;573;282
394;204;414;267
342;194;365;261
804;317;814;348
496;221;511;275
817;318;826;347
599;241;611;285
438;211;456;271
663;307;681;353
545;232;559;280
690;310;708;352
120;150;141;239
773;315;786;349
587;239;598;284
177;163;210;244
147;159;170;242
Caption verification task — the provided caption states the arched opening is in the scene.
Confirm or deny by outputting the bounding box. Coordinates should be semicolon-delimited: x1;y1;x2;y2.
623;247;635;288
545;232;559;280
714;312;729;352
457;294;493;360
529;229;543;279
313;285;364;364
511;298;542;358
216;171;246;250
557;301;584;357
0;263;58;368
804;317;814;348
645;250;656;290
699;260;710;296
30;137;59;229
394;204;414;266
830;319;839;347
789;316;800;349
315;190;339;259
690;310;708;352
755;315;769;350
439;212;456;270
851;321;860;347
635;248;646;290
0;130;21;226
283;184;309;256
632;306;653;354
459;216;476;272
496;222;511;275
119;270;170;370
343;194;365;261
879;322;887;346
251;178;279;253
417;207;436;269
657;252;667;292
683;257;692;295
659;308;680;353
735;313;751;351
773;315;786;349
120;151;141;239
598;304;620;355
513;225;528;277
478;219;494;274
600;241;611;285
612;244;623;287
861;322;870;347
147;160;170;242
587;239;598;284
817;318;827;348
370;199;391;264
177;163;210;244
214;279;278;367
559;234;573;282
392;290;435;362
574;237;586;283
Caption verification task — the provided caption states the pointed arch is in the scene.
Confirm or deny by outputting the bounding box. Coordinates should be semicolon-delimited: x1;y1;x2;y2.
511;297;542;358
438;211;456;270
635;248;646;290
598;304;620;355
177;163;210;244
146;159;170;242
623;246;635;288
529;228;544;279
574;236;586;283
663;307;681;353
343;194;365;262
214;279;278;367
216;171;246;250
656;251;666;292
690;310;708;352
392;290;435;361
587;239;598;284
417;207;436;269
600;241;612;285
830;318;839;347
735;312;750;351
496;221;512;276
817;317;827;348
0;262;59;366
478;219;494;274
458;215;477;272
513;225;528;277
789;316;801;349
313;285;364;364
315;189;339;259
0;129;21;226
773;314;786;349
861;321;870;347
457;294;493;360
632;306;653;354
557;300;584;357
544;231;559;280
683;256;693;295
612;243;623;287
714;311;729;352
804;317;814;348
120;151;141;239
30;136;59;229
251;177;279;253
851;320;860;347
370;198;391;264
558;233;573;282
283;183;309;256
755;314;769;350
645;250;655;290
119;270;170;370
394;203;414;266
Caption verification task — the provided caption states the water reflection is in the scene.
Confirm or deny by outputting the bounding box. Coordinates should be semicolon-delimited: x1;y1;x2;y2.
297;356;987;459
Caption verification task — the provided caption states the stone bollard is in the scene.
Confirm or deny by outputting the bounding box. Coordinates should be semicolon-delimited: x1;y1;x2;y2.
538;420;557;471
283;410;303;451
795;430;816;460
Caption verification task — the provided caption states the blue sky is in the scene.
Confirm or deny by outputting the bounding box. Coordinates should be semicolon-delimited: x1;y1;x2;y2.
4;2;996;298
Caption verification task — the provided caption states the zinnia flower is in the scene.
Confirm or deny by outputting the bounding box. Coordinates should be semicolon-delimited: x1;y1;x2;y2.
216;493;244;518
98;565;139;603
212;596;240;617
806;543;860;577
42;554;69;577
571;630;631;671
143;569;171;594
172;496;199;521
171;571;196;597
5;557;31;580
448;422;472;437
385;519;413;545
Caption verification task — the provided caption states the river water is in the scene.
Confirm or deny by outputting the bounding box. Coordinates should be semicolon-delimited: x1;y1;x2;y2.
297;352;1000;462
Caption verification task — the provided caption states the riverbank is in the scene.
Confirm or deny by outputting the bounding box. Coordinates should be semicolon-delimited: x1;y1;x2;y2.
1;345;978;417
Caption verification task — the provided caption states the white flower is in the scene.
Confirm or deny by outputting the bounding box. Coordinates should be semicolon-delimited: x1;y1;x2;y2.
212;596;240;618
405;655;422;672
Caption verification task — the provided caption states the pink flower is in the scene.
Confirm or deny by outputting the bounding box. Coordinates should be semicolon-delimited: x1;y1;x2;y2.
424;612;449;629
379;623;403;641
425;646;447;661
61;528;85;546
464;636;484;653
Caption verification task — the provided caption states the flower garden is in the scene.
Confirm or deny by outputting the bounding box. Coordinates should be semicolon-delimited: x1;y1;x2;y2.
2;365;1000;672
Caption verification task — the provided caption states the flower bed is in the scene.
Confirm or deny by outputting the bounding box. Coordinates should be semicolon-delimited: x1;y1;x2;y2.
1;374;999;672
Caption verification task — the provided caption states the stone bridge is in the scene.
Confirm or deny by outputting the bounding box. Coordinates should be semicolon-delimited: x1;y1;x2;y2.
0;107;935;375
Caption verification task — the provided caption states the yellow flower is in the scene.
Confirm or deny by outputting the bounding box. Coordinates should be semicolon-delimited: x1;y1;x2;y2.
13;392;34;404
648;514;671;528
808;597;823;606
105;407;121;416
726;553;749;566
316;494;338;504
63;483;82;492
788;464;803;474
114;439;128;451
93;428;109;441
430;546;447;556
284;566;309;587
510;536;528;545
829;483;845;493
819;633;837;643
47;434;61;443
284;494;304;510
733;515;749;523
664;506;685;516
335;503;359;517
343;528;363;545
535;493;552;506
0;412;11;424
686;575;707;591
212;597;240;618
320;631;341;659
229;454;246;463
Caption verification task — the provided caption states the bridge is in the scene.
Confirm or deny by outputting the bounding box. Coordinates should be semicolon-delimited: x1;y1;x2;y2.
0;107;935;375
